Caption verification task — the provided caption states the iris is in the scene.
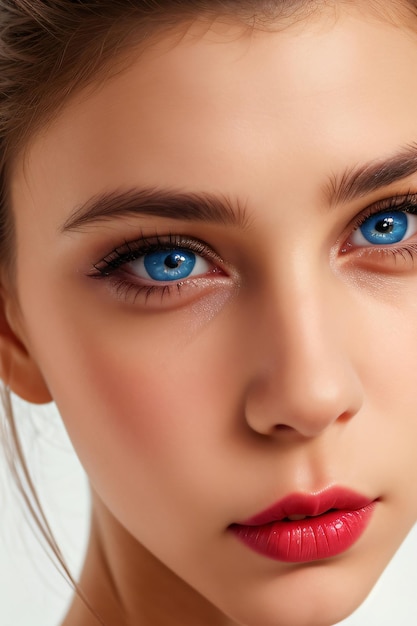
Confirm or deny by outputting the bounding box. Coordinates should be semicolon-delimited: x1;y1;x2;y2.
359;212;408;245
143;249;196;281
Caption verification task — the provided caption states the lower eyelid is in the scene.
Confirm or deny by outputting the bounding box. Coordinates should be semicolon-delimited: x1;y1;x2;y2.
338;239;417;275
100;273;235;310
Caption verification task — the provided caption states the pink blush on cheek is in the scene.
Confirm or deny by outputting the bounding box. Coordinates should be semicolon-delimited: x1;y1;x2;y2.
51;337;208;475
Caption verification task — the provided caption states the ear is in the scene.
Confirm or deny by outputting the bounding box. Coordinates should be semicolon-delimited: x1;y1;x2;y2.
0;288;52;404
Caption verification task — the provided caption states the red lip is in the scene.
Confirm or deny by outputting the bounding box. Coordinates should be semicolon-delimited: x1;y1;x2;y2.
229;487;377;563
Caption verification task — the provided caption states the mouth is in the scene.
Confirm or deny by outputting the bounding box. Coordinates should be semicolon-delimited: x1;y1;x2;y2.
229;486;378;563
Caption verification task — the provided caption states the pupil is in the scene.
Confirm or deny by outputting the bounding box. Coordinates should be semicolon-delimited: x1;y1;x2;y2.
375;217;394;234
165;252;185;269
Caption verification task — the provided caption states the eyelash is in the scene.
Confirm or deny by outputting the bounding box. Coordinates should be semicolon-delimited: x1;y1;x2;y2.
88;192;417;305
88;233;225;303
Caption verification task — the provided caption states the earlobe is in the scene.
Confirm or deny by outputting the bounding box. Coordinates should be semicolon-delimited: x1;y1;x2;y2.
0;290;52;405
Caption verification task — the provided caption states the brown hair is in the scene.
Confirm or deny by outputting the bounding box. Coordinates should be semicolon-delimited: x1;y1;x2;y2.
0;0;415;623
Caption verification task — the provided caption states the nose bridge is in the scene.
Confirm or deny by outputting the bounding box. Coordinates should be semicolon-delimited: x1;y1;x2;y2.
281;269;338;378
244;254;363;438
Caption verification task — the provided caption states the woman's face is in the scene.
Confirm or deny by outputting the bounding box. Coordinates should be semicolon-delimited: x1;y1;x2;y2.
8;5;417;625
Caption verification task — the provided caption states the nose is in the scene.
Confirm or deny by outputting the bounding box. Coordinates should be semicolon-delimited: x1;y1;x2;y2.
243;274;364;440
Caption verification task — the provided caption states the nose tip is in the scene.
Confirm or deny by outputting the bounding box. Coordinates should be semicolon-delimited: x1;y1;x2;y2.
244;359;363;440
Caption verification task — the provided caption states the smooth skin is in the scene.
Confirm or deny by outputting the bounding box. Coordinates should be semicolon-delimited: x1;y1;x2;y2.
3;3;417;626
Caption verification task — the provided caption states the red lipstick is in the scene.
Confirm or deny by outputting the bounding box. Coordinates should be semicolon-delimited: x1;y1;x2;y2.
229;487;376;563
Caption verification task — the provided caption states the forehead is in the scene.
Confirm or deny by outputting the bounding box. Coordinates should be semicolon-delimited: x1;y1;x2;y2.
11;6;417;234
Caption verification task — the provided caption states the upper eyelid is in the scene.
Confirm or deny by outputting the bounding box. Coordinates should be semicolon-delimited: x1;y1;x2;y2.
347;192;417;232
89;234;224;277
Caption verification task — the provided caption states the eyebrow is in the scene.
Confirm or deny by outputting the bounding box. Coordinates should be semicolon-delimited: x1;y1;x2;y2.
61;143;417;232
324;142;417;206
61;187;249;233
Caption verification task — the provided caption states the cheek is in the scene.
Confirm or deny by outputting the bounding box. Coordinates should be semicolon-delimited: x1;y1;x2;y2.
21;283;246;520
35;326;215;542
16;261;236;458
44;320;221;454
348;290;417;513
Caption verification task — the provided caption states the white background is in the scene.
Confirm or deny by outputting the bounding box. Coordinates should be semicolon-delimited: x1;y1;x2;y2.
1;398;416;626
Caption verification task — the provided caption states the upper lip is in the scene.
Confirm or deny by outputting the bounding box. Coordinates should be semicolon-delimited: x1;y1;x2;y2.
236;486;376;526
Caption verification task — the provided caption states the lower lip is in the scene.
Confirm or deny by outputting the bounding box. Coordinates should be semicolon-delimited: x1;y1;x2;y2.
229;503;376;563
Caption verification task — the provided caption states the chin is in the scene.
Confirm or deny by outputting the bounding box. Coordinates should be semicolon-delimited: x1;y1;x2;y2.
223;594;366;626
213;560;382;626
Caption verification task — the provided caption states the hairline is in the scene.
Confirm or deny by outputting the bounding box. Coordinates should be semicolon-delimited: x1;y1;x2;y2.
11;0;417;159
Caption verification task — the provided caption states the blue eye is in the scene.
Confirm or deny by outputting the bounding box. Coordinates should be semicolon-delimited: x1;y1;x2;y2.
129;248;210;282
351;211;417;246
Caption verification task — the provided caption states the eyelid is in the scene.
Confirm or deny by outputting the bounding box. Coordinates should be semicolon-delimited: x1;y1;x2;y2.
89;233;225;278
87;232;235;309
